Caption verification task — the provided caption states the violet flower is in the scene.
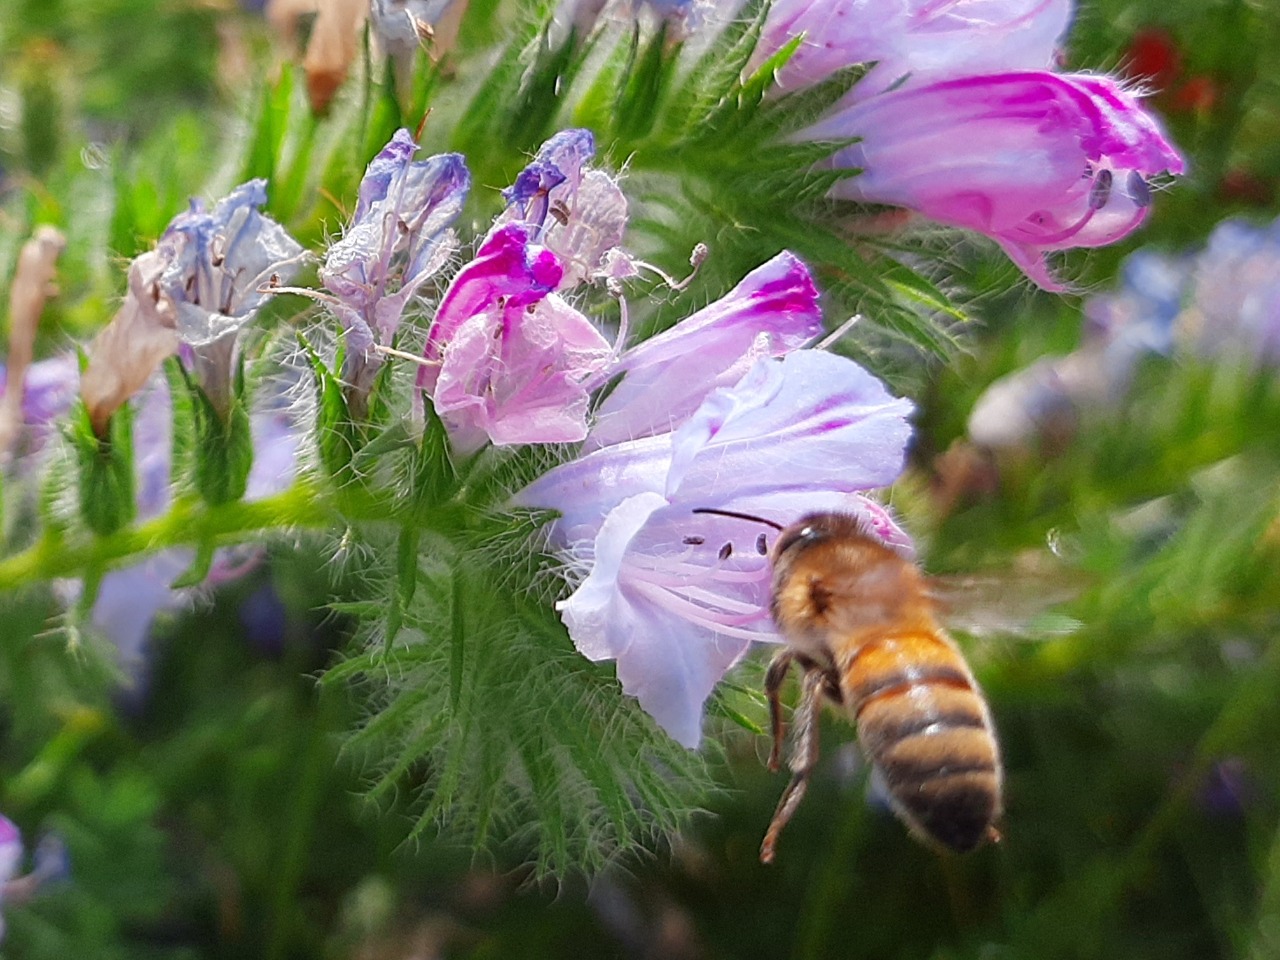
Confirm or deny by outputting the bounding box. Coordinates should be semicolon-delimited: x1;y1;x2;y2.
587;251;824;448
322;129;469;398
158;179;306;418
810;72;1186;289
754;0;1072;96
0;354;78;455
515;350;913;747
494;129;630;289
418;224;613;454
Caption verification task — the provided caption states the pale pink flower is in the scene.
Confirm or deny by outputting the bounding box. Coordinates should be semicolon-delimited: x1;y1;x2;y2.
418;224;613;453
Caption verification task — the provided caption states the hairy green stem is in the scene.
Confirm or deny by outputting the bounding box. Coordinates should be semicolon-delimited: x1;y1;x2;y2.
0;479;464;589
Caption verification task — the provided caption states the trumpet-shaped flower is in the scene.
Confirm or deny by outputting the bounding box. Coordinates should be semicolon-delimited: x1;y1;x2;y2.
588;251;825;448
419;224;613;453
756;0;1072;96
496;129;630;289
811;72;1186;289
516;350;914;747
322;130;470;392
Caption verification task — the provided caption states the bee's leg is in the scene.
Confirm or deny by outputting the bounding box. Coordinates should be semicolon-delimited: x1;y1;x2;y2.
764;650;795;772
760;666;824;865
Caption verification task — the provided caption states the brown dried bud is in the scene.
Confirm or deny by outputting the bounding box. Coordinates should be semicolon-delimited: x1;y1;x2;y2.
80;251;180;437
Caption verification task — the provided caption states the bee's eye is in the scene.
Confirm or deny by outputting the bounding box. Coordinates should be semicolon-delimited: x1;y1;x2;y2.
774;524;819;557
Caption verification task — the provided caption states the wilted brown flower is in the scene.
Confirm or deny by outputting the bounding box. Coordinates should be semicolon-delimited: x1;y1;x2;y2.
79;251;179;437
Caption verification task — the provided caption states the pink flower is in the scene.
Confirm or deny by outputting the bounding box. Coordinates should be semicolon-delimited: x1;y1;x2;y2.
756;0;1071;96
494;129;630;289
418;224;613;453
811;72;1186;288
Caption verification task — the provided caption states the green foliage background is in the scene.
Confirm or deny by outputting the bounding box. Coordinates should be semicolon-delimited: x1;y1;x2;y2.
1;0;1279;957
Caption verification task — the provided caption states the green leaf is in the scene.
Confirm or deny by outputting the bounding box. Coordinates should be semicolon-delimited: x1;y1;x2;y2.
660;0;771;139
749;61;871;140
298;334;357;484
169;539;216;589
613;24;678;143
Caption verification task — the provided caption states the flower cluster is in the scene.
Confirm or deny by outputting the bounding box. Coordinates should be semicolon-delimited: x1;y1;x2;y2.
82;178;305;432
317;127;917;744
968;214;1280;450
745;0;1186;288
1;186;305;680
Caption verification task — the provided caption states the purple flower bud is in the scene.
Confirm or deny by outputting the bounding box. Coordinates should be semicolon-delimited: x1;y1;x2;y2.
811;72;1186;288
516;350;913;746
756;0;1072;96
419;224;612;453
496;129;629;289
322;130;470;355
587;251;824;449
158;179;306;415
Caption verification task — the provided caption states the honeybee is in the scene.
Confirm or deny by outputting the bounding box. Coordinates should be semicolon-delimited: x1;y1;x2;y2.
695;508;1003;864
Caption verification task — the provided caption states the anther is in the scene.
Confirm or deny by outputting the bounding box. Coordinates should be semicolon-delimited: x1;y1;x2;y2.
1088;169;1113;210
1126;171;1151;208
718;542;733;561
756;533;769;555
683;536;705;545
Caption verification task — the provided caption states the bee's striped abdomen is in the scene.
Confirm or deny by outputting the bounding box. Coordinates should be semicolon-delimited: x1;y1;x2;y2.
843;628;1002;853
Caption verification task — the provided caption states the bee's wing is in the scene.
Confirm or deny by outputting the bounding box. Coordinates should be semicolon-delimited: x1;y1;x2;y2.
925;558;1086;639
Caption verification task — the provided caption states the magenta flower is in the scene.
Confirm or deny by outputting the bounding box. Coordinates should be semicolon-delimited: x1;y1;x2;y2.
587;251;825;448
494;129;629;289
418;224;613;453
515;350;913;747
810;72;1185;288
756;0;1071;96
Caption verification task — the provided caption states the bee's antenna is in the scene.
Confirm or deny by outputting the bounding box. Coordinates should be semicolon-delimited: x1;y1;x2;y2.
692;507;785;532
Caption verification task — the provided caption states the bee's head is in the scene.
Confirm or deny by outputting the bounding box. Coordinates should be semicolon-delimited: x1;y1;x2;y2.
770;512;872;563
